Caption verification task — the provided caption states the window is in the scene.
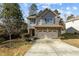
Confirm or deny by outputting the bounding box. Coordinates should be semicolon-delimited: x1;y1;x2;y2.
43;29;47;32
37;29;42;32
38;30;41;32
30;19;35;24
45;17;53;24
43;28;47;32
48;17;52;23
45;18;47;24
48;29;52;32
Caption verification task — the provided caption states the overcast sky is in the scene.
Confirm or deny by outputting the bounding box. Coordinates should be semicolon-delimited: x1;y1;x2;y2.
19;3;79;22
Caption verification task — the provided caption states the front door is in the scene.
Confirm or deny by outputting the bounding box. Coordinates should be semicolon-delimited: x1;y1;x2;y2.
32;29;35;36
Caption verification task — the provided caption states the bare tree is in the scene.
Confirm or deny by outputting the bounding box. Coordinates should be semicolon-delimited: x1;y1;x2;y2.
0;18;16;47
0;3;24;40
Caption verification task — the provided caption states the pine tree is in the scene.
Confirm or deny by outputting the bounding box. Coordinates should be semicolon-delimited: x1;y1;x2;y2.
67;14;74;20
29;4;38;16
54;9;60;15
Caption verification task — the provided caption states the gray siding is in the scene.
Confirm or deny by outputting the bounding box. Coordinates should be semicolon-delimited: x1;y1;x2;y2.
37;12;56;25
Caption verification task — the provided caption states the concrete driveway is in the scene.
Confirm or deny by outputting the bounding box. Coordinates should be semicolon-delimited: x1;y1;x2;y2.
24;37;79;56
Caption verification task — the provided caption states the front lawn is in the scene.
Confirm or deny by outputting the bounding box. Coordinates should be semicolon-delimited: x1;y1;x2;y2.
62;39;79;48
61;33;79;48
0;39;32;56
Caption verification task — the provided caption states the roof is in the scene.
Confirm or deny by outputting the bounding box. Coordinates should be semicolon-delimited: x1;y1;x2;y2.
27;8;59;19
27;15;36;19
37;8;58;17
66;16;79;23
67;27;79;32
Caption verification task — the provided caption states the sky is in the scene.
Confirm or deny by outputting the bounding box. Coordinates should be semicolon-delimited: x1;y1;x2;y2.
19;3;79;22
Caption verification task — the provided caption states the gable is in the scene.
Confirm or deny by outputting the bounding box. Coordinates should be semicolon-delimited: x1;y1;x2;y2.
37;8;58;18
42;11;55;19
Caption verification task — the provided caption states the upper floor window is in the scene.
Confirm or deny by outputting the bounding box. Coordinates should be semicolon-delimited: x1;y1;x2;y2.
45;17;54;24
30;19;36;24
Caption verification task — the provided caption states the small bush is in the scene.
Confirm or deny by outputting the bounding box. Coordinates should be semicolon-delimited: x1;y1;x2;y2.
0;37;6;43
11;33;21;39
33;36;39;40
23;33;30;38
25;38;32;42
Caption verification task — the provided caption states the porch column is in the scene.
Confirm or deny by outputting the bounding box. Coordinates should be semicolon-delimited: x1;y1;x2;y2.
35;29;38;37
47;28;48;32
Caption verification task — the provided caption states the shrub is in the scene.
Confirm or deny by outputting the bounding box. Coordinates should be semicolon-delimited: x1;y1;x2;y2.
25;38;32;42
11;33;21;39
21;33;30;38
61;33;79;39
0;37;6;43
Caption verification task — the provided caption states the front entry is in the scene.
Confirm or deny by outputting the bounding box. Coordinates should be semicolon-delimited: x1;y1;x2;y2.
29;29;35;36
32;29;35;36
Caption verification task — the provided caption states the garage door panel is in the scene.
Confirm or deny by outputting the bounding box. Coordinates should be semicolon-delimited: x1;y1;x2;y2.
37;31;58;39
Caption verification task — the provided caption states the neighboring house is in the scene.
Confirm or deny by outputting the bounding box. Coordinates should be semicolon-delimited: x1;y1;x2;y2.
66;16;79;33
27;8;64;38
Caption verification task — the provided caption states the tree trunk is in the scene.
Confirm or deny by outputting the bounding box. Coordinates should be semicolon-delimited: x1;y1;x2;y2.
9;33;12;47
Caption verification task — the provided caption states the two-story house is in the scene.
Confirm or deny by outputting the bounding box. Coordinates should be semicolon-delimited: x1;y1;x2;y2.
27;8;64;39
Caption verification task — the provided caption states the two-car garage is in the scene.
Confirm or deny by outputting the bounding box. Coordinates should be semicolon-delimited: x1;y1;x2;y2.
35;27;58;39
